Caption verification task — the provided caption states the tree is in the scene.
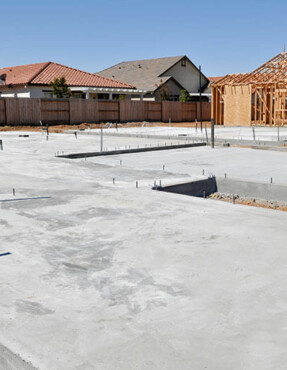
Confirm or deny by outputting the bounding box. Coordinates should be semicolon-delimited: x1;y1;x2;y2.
179;89;190;102
49;77;71;98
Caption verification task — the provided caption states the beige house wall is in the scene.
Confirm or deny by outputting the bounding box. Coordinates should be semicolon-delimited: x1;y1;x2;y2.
154;79;183;101
224;85;251;126
162;59;209;93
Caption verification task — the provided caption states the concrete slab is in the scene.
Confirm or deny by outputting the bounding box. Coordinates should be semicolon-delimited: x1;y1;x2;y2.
72;125;287;143
0;129;287;369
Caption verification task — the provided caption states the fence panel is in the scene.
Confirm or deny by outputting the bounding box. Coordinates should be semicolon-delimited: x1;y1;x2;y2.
0;100;6;124
5;98;41;125
120;100;145;122
84;100;99;123
0;98;211;125
41;99;70;124
162;101;182;122
196;102;212;122
202;102;211;121
98;101;119;122
20;98;41;124
70;99;99;124
181;102;197;121
144;102;162;121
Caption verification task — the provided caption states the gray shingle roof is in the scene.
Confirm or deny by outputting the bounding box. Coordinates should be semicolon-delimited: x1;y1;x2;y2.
96;56;185;93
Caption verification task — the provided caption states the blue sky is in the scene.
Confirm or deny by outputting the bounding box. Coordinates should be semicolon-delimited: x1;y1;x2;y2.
1;0;287;77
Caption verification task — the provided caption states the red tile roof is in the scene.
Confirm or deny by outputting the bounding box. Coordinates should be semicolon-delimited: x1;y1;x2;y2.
0;62;49;86
0;62;135;89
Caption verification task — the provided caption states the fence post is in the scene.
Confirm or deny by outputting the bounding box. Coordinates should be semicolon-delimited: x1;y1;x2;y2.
100;128;103;152
211;118;215;148
205;122;208;143
118;100;120;122
4;99;7;125
69;99;71;124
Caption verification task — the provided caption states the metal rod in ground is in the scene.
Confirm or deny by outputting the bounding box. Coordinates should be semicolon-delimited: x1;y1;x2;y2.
199;65;203;132
0;140;2;151
271;177;273;184
204;123;208;143
278;124;280;142
136;181;138;188
13;188;15;196
100;128;103;152
232;195;235;204
252;126;255;141
211;118;215;148
195;119;198;133
113;178;115;184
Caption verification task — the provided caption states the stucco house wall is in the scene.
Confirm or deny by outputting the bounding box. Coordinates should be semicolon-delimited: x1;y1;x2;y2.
161;59;209;93
154;79;183;101
0;88;31;98
0;86;55;98
0;86;138;100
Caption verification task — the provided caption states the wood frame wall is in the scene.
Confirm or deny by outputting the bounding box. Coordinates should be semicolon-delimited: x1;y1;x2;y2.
212;53;287;126
212;83;287;126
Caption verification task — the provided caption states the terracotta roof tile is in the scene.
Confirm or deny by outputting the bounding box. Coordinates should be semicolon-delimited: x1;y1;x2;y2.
0;62;135;89
0;62;49;86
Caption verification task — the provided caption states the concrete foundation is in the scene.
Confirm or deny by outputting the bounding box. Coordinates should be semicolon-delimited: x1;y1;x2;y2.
157;177;217;197
216;177;287;203
1;129;287;369
159;177;287;203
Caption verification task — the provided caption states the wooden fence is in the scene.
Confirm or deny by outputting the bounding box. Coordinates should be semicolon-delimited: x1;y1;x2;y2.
0;98;211;125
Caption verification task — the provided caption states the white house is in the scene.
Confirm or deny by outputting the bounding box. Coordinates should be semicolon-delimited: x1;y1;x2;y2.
0;62;145;99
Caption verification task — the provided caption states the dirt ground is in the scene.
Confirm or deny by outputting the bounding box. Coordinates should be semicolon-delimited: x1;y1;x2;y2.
0;121;211;133
210;193;287;212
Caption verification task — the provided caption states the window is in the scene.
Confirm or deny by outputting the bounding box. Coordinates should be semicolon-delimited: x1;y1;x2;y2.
71;92;85;99
181;59;186;67
43;91;54;98
98;93;109;100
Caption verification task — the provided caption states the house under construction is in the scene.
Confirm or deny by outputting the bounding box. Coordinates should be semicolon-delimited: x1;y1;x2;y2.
212;53;287;126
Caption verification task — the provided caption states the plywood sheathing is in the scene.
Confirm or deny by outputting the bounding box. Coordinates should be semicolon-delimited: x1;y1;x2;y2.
224;86;251;126
212;53;287;126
